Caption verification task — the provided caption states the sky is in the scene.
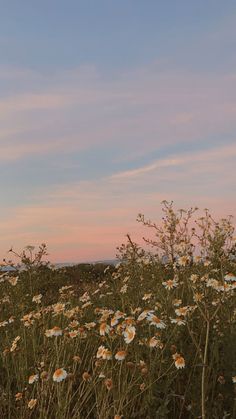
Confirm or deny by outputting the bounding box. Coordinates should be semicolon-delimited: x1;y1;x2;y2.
0;0;236;262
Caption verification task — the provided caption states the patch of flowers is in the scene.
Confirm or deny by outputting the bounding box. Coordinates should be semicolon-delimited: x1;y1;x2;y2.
0;202;235;418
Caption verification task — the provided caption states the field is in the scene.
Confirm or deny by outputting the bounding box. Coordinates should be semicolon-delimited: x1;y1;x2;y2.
0;202;235;418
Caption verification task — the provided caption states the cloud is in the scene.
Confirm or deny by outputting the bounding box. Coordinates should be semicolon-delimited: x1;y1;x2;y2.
0;63;236;164
0;141;234;262
110;143;236;180
111;158;182;179
0;59;235;260
0;139;68;161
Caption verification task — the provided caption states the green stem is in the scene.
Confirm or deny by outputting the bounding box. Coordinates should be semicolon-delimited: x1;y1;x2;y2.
201;320;210;419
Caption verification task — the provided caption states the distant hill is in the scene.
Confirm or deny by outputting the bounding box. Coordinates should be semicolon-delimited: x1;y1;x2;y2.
54;259;118;268
1;259;118;271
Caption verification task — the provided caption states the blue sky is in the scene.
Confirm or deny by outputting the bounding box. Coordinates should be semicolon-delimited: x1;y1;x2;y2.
0;1;235;261
1;1;236;74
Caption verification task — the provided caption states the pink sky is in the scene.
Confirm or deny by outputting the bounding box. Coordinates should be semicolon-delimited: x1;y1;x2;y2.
0;3;236;262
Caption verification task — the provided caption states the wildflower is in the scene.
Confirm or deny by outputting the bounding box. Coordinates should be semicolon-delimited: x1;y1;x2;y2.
96;345;106;359
96;345;112;360
225;273;236;282
170;318;186;326
190;274;199;283
99;309;114;322
111;317;119;327
21;313;34;327
8;316;15;323
93;288;100;295
178;255;190;266
123;316;135;326
59;285;71;293
120;284;128;294
79;292;90;303
10;336;20;352
162;279;178;290
33;312;41;320
53;303;65;314
68;330;79;338
15;392;23;401
147;314;166;329
64;308;80;318
220;282;235;292
137;310;154;322
99;322;111;336
173;353;185;369
32;294;42;304
175;306;189;317
172;299;182;307
131;307;141;315
45;326;62;337
82;301;92;309
59;285;74;297
115;350;127;361
193;293;203;302
8;276;18;286
28;399;37;409
78;327;87;338
148;337;163;348
142;293;152;301
104;378;113;390
102;348;112;360
204;258;211;266
68;320;78;328
53;368;67;382
123;326;136;344
28;374;39;384
206;278;219;289
84;322;96;330
82;371;91;381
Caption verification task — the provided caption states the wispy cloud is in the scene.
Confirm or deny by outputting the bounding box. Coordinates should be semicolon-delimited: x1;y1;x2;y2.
0;141;234;261
110;143;236;180
0;64;236;164
111;158;182;179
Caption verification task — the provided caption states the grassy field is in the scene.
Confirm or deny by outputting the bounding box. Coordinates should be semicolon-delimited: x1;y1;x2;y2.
0;202;235;418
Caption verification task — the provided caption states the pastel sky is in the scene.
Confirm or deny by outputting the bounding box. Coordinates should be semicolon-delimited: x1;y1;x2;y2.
0;1;236;262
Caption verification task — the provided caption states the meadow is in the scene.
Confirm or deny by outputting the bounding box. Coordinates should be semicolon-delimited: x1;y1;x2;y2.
0;201;235;418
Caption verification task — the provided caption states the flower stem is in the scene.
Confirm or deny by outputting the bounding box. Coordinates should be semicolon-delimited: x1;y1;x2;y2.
201;320;210;419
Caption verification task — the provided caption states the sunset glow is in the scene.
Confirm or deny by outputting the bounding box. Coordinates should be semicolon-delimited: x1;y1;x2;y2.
0;1;235;262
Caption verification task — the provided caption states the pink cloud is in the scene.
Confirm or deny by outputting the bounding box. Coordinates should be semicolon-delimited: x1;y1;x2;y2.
0;64;236;162
0;140;235;262
0;63;235;261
